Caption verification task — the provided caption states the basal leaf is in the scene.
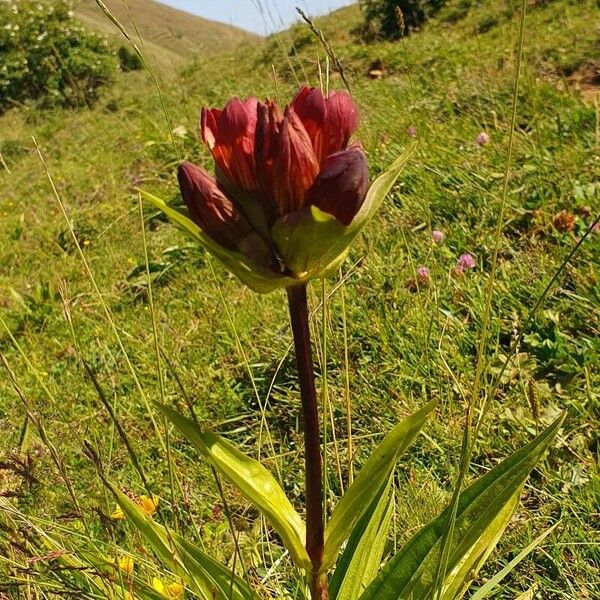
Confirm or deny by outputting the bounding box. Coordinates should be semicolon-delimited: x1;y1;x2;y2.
157;403;311;571
358;413;565;600
323;400;436;571
330;476;393;600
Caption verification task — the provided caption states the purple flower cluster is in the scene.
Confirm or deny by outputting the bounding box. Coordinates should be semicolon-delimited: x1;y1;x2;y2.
455;252;476;275
432;229;445;244
476;131;490;146
416;265;430;281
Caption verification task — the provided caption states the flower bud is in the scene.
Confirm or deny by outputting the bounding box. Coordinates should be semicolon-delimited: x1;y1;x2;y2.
177;161;252;250
306;144;369;226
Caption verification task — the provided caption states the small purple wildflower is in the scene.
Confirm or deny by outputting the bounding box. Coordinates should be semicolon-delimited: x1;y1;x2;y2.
407;125;417;138
476;131;490;146
456;253;476;273
432;229;445;244
417;266;430;281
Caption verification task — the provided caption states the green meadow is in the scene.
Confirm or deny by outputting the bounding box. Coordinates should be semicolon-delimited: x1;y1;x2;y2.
0;0;598;598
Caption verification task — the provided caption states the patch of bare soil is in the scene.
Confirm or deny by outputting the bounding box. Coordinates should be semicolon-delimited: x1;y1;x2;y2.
567;60;600;103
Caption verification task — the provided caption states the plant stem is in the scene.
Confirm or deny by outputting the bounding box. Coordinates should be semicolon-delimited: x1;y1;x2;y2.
287;284;328;599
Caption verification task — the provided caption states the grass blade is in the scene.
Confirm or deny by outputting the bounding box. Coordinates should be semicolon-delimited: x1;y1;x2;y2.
469;522;560;600
329;477;393;600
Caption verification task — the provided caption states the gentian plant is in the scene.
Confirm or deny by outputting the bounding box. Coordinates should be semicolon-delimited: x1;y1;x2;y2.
134;87;563;600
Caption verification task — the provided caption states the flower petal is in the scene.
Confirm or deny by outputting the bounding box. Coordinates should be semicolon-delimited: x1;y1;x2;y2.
323;91;360;159
292;86;359;163
291;86;327;159
200;107;221;148
255;99;283;210
306;144;369;225
177;161;252;250
271;106;320;214
201;97;258;190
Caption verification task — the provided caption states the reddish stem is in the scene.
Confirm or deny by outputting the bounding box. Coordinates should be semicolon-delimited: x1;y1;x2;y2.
287;284;328;599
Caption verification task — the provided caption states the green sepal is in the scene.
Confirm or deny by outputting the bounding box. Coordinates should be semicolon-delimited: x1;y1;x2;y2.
139;190;297;293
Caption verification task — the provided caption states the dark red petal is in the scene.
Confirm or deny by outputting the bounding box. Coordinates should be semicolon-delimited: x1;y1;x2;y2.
272;107;320;215
291;86;327;157
255;99;283;208
201;98;259;191
177;161;252;250
218;97;258;145
321;91;360;160
306;144;369;226
200;107;220;148
291;87;360;162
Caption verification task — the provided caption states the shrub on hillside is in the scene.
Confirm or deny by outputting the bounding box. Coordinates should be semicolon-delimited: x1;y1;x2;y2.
118;45;143;72
0;0;116;112
358;0;448;39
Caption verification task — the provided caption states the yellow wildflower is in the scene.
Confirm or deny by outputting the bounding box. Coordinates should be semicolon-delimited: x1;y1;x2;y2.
116;556;134;575
110;505;125;520
109;495;158;521
152;577;184;599
138;495;159;516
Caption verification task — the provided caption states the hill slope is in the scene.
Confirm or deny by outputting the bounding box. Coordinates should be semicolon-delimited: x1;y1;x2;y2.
76;0;261;63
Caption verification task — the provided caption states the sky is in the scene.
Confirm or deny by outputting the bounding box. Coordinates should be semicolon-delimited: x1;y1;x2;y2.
157;0;354;35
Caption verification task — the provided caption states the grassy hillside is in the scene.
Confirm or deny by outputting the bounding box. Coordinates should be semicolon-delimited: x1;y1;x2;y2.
76;0;261;65
0;0;598;598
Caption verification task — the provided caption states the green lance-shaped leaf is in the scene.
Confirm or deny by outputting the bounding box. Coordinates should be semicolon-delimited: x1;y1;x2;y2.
109;485;258;600
157;403;311;571
358;413;565;600
323;400;437;571
329;476;394;600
